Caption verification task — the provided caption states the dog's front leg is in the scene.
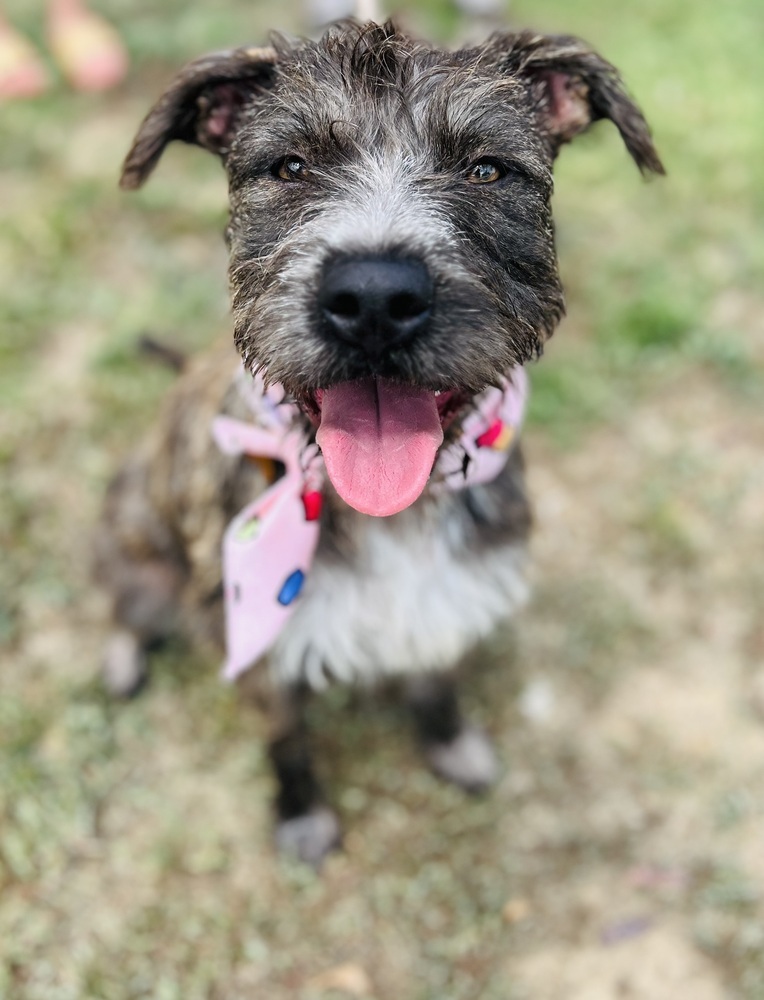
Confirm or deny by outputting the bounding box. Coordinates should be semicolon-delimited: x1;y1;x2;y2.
261;681;342;867
407;674;499;793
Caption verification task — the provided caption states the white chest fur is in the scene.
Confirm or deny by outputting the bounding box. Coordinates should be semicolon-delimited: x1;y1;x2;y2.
270;494;528;689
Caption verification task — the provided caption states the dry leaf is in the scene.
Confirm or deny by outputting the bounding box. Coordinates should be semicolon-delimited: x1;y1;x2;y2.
307;962;373;997
502;897;532;924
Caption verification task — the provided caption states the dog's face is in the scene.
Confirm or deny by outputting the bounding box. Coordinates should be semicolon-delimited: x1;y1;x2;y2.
224;35;561;396
122;22;662;515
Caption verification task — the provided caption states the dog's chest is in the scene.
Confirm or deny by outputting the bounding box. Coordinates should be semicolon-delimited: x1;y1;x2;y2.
269;490;528;688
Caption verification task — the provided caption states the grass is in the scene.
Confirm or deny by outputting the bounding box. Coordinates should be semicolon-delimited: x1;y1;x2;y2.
1;0;764;996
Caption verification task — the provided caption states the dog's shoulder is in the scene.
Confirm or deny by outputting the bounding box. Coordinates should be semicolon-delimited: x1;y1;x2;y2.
139;340;272;575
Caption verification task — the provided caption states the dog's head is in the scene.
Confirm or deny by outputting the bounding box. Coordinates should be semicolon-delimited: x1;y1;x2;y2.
122;22;662;515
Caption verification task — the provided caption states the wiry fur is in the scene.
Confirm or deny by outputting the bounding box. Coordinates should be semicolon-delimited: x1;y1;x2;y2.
101;21;662;865
272;469;531;690
227;29;563;396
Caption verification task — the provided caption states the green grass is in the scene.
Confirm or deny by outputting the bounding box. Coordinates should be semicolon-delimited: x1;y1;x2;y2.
515;0;764;435
1;0;763;996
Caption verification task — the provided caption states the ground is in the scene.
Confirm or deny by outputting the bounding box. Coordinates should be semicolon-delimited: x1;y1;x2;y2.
1;0;763;997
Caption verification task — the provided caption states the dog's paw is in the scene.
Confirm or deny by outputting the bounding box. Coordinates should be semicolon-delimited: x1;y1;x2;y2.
424;724;499;792
275;806;342;868
102;630;147;698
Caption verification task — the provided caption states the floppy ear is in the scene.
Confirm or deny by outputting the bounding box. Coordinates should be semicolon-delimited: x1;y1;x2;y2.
120;46;278;190
484;32;664;175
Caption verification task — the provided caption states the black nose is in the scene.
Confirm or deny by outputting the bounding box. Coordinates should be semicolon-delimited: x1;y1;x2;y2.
318;256;433;357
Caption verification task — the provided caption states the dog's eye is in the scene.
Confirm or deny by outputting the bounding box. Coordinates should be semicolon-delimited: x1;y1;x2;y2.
273;157;310;182
466;160;505;185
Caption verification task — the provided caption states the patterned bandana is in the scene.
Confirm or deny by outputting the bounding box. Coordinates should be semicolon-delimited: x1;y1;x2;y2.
212;365;529;682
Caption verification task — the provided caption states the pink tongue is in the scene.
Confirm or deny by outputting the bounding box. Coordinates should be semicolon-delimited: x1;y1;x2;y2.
316;377;443;517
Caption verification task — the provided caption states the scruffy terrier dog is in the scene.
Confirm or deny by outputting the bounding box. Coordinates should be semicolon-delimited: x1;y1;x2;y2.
97;22;662;866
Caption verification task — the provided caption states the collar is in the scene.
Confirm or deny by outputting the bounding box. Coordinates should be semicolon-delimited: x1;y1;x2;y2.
212;364;528;682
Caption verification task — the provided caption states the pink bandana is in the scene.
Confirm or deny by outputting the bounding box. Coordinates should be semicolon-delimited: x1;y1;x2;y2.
213;366;528;682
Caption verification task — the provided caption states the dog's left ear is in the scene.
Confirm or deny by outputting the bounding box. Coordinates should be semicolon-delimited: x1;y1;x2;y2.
120;46;278;190
481;31;664;175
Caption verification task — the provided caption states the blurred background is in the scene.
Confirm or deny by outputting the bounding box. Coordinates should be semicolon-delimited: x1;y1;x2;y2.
1;0;762;997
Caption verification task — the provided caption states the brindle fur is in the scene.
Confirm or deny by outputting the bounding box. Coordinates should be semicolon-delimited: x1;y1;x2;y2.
99;21;662;865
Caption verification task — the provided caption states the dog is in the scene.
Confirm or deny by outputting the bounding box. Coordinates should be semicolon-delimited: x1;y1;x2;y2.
96;21;663;866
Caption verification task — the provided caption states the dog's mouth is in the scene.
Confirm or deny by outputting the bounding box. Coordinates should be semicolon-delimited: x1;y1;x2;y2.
305;377;466;517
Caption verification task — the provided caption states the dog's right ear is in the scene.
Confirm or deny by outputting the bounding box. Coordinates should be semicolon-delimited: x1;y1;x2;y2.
120;46;278;190
477;32;664;176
